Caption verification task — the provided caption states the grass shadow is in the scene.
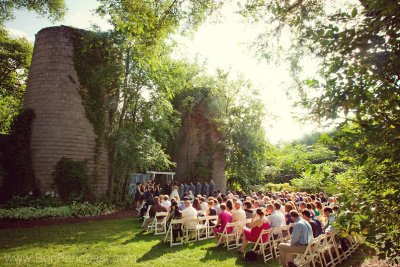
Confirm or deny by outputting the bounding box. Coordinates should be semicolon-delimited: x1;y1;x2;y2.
135;239;195;263
199;245;280;267
200;246;241;262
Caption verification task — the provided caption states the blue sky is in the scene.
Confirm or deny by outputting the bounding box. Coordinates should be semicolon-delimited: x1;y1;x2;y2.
6;0;323;144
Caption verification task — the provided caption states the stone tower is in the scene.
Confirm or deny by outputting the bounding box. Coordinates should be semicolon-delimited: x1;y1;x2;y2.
173;100;226;193
23;26;109;196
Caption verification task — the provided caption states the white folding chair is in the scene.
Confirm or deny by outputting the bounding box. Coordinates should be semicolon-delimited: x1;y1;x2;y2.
197;216;208;240
251;228;274;263
141;205;152;227
164;219;184;247
281;224;293;242
329;233;344;265
348;234;360;252
183;218;199;243
206;215;218;238
154;212;168;235
293;235;322;267
197;210;205;217
334;236;347;263
319;234;337;267
270;226;285;258
216;221;241;250
335;235;351;261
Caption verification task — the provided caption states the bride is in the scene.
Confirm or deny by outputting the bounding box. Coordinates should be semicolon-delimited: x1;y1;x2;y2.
170;184;180;201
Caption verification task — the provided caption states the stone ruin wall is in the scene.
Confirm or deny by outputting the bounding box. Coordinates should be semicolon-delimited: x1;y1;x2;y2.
23;26;109;196
173;103;226;193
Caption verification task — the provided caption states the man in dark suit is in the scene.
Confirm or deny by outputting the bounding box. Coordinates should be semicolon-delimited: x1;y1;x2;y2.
202;181;209;197
195;181;201;196
209;179;215;197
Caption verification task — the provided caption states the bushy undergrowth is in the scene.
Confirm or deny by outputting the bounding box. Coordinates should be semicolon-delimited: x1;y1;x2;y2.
70;201;114;217
0;202;115;220
54;157;92;201
249;183;295;193
1;194;63;209
0;206;72;219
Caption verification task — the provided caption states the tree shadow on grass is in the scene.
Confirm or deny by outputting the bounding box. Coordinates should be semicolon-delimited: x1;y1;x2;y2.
135;239;191;263
199;246;245;263
200;246;281;267
121;230;151;245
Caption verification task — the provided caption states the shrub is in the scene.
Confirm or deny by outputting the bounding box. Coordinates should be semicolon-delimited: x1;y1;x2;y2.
249;183;295;193
70;202;114;217
53;157;92;201
0;206;72;220
0;194;63;209
0;202;115;220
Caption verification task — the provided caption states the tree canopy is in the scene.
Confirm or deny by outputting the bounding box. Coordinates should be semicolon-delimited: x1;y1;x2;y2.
0;0;66;133
0;29;32;133
239;0;400;262
0;0;66;24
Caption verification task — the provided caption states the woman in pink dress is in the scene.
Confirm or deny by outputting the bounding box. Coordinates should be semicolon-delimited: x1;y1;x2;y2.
213;203;233;242
238;208;270;253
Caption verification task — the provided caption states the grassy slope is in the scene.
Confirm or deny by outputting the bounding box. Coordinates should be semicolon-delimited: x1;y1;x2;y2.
0;218;281;267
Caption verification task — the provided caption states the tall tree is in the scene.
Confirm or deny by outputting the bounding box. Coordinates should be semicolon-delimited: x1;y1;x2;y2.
0;0;66;132
0;28;32;133
239;0;400;262
220;78;271;190
0;0;66;24
94;0;223;200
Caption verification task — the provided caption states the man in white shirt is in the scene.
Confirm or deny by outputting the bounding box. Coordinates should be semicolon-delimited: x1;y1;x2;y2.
268;203;286;228
161;195;171;212
232;202;247;233
182;200;197;229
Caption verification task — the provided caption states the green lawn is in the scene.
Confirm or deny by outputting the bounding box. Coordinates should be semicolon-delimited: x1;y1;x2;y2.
0;218;281;267
0;217;375;267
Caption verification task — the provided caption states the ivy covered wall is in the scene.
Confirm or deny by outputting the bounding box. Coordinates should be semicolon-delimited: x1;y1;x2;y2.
23;26;116;197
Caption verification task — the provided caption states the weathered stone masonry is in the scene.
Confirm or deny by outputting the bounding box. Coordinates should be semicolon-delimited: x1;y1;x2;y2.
173;102;226;193
23;26;109;195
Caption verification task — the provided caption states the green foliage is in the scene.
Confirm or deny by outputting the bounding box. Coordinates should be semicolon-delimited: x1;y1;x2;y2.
110;129;176;172
97;0;222;44
0;202;115;220
69;201;114;217
107;50;180;201
0;194;63;209
291;165;326;192
73;30;123;141
0;109;36;201
73;29;124;193
0;218;284;267
222;82;271;189
90;1;223;200
0;206;72;220
0;0;66;24
267;141;337;183
171;67;271;187
53;157;92;202
0;28;32;133
240;1;400;260
331;124;400;264
250;183;294;193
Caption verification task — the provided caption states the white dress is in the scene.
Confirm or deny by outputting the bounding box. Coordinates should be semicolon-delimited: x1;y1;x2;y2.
170;186;180;201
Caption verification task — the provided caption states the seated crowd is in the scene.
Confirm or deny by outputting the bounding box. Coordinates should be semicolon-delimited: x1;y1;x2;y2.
136;180;340;267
